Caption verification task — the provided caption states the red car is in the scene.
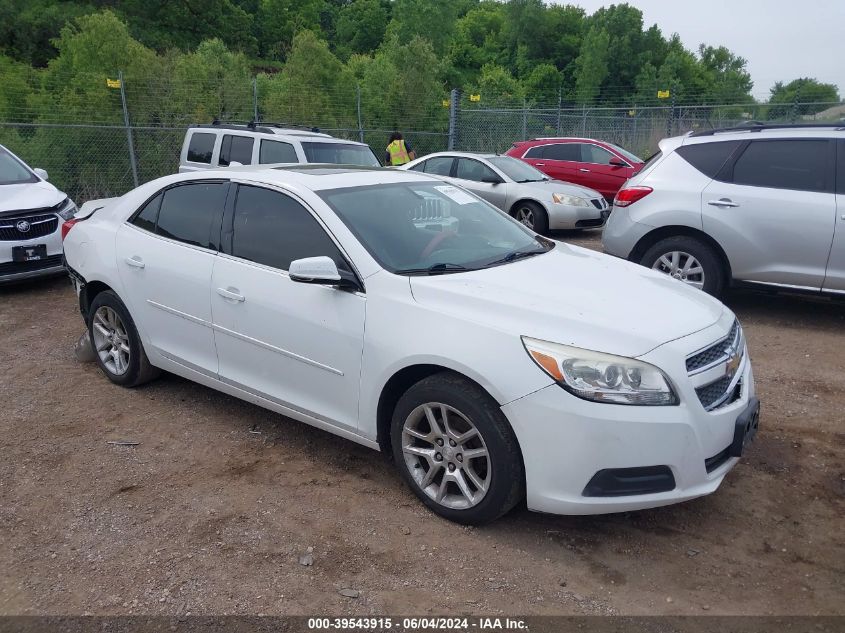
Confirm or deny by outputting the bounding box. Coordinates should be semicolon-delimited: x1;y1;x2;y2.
506;138;644;201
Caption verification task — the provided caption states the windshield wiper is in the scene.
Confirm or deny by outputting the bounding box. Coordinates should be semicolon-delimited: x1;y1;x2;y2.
484;248;546;268
396;263;472;276
516;178;549;183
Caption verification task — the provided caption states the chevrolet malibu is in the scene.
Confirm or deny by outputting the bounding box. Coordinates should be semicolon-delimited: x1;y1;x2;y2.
62;165;759;524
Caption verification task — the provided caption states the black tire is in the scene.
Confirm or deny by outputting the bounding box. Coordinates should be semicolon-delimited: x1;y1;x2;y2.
512;201;549;235
390;372;524;525
88;290;160;387
640;235;725;297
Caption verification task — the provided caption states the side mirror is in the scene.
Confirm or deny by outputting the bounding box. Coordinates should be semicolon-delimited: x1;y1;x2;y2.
289;256;362;292
608;158;627;168
34;168;49;180
481;175;503;184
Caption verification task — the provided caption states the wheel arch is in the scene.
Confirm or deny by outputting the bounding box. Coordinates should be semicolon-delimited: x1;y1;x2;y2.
375;364;522;460
629;225;732;284
79;278;116;321
508;197;548;218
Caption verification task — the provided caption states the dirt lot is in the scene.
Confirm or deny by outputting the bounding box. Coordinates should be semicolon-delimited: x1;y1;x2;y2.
0;230;843;617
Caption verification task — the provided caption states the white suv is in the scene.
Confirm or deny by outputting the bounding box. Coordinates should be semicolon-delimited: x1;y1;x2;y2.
0;144;77;283
179;123;381;172
62;165;759;524
602;124;845;297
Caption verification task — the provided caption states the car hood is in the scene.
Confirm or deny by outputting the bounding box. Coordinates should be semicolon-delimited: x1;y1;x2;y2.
409;243;728;358
513;179;602;199
0;181;65;214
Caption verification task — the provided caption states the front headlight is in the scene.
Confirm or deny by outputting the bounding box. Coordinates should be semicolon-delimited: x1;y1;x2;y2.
552;193;590;207
57;198;77;221
522;337;678;406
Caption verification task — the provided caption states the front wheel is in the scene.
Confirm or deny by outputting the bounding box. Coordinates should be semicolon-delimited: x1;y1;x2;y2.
640;236;725;297
512;201;548;235
391;373;524;524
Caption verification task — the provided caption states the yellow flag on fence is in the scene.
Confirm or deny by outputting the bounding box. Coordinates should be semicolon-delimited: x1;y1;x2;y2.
657;90;670;99
469;94;481;102
442;99;450;107
106;78;122;89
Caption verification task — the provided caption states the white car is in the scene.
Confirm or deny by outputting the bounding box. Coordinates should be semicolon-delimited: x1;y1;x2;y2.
62;165;759;524
0;144;77;283
178;123;381;173
400;152;609;235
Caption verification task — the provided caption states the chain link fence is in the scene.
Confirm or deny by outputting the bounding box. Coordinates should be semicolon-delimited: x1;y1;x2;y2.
1;72;841;205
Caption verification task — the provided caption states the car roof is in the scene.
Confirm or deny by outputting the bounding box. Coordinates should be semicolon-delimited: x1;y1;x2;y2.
187;124;370;146
415;151;501;160
172;163;439;191
681;124;845;145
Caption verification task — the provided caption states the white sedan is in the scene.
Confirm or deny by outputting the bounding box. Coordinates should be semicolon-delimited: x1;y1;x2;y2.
62;165;759;524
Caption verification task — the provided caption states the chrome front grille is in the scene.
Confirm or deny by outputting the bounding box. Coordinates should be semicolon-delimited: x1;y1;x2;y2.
687;320;741;373
0;213;59;241
687;320;745;411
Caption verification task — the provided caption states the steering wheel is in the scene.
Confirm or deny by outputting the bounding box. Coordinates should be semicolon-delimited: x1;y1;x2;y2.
420;231;458;260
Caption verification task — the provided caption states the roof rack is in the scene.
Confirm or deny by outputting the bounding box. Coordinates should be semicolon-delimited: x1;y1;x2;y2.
690;122;845;137
193;119;329;136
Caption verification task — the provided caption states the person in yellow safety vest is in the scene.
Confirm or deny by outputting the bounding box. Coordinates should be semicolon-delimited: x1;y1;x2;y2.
385;132;416;166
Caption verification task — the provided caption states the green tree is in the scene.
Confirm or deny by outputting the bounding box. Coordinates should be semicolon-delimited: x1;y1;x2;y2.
573;27;610;104
471;63;522;105
698;45;753;104
0;0;96;67
769;78;840;116
522;63;561;105
334;0;390;60
255;0;325;60
385;0;458;55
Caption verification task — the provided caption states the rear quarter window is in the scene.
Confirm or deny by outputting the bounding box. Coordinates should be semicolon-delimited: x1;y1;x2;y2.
186;133;216;164
676;141;742;178
728;139;830;193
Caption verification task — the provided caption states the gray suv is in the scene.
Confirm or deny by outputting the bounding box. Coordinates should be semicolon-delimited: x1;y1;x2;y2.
602;123;845;297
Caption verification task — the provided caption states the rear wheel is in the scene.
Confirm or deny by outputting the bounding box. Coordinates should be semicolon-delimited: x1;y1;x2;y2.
88;290;159;387
391;373;524;524
512;201;548;235
640;236;725;297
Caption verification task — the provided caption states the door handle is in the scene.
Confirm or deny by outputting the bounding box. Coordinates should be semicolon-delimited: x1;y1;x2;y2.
216;287;245;302
535;163;546;166
125;256;145;269
707;198;740;208
579;168;590;173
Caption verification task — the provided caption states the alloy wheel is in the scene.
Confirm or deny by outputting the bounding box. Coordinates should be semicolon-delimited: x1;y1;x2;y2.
401;402;491;510
652;250;706;289
515;207;535;229
91;306;131;376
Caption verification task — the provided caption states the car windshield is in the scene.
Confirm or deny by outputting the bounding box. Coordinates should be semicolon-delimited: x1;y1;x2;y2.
607;143;643;164
486;156;549;183
302;142;381;167
0;147;38;185
319;182;553;275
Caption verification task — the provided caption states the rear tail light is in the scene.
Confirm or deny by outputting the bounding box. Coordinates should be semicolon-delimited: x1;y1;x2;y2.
61;218;79;241
614;186;653;207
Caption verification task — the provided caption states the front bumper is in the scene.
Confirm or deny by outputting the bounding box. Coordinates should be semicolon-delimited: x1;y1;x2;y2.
548;202;606;230
503;316;756;515
0;224;65;283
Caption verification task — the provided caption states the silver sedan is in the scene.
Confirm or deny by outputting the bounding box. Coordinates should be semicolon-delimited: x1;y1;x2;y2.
400;152;609;234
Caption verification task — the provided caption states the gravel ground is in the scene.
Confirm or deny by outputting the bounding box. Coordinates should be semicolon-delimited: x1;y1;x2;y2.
0;230;843;616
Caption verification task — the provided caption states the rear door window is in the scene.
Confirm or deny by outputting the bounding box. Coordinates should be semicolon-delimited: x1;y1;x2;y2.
219;135;254;167
155;182;228;249
186;133;216;164
581;144;615;165
131;194;162;233
423;157;454;176
729;139;830;193
455;158;498;182
259;140;298;164
545;143;580;161
837;140;845;195
676;141;742;178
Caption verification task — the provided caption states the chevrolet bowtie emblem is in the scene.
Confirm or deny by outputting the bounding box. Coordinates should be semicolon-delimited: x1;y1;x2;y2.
726;349;741;376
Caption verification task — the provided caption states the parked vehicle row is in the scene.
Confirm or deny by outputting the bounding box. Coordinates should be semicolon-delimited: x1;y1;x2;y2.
62;164;759;524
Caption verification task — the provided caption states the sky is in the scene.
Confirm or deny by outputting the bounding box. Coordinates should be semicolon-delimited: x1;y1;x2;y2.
557;0;845;99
